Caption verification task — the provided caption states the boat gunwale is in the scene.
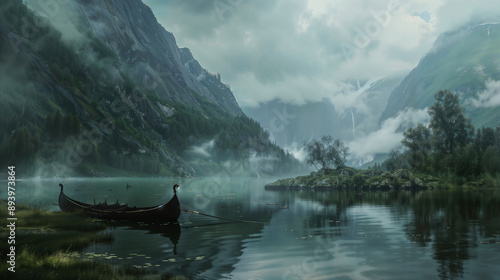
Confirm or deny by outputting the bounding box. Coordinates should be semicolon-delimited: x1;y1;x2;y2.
58;184;180;222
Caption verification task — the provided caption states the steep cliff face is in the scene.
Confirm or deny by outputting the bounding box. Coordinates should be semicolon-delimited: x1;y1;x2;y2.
178;47;242;117
1;0;296;177
72;0;242;116
0;15;195;176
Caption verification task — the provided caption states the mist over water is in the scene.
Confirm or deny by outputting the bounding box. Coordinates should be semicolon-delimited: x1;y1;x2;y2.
5;177;500;280
186;138;306;177
4;1;500;278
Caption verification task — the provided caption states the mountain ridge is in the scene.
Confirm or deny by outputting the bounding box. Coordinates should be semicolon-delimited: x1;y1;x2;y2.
70;0;242;116
380;22;500;127
0;0;299;177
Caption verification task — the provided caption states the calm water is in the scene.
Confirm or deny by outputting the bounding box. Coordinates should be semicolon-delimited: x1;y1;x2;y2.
4;177;500;279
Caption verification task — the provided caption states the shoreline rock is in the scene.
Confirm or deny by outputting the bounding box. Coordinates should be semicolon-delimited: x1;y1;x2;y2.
265;168;439;191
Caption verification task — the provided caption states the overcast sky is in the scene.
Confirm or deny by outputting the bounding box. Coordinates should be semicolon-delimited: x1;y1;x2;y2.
141;0;500;109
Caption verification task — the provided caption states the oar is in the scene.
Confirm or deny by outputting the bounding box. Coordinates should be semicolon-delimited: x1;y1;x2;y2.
181;208;269;224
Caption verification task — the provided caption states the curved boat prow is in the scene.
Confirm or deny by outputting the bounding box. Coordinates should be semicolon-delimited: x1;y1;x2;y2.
57;183;181;222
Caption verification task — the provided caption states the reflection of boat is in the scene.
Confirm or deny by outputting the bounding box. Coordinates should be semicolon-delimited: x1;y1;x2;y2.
106;220;181;254
134;222;181;254
58;183;180;222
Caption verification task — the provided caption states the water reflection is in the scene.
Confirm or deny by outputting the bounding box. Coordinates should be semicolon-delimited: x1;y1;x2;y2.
267;189;500;280
405;191;500;280
106;222;181;254
3;178;500;279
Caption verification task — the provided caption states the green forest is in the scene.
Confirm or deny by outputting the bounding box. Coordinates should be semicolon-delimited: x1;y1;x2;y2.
269;89;500;190
0;0;299;177
384;89;500;186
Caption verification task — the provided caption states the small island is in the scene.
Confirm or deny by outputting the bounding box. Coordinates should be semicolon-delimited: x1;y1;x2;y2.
265;167;440;191
267;90;500;191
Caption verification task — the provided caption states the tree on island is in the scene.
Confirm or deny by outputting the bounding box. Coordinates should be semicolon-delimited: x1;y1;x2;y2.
391;89;500;183
402;123;432;171
385;147;408;172
304;135;349;172
428;90;474;154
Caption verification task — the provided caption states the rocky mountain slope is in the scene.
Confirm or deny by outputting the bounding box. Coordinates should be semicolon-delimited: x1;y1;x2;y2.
44;0;241;116
0;0;298;177
380;22;500;127
243;75;405;161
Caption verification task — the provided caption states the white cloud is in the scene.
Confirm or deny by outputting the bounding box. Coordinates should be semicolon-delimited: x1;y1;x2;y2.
142;0;500;108
432;0;500;31
468;79;500;108
347;108;429;162
188;139;215;158
142;0;449;107
232;72;353;108
284;142;307;162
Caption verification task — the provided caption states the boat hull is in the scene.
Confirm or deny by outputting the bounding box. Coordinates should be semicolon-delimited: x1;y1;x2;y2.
58;187;180;223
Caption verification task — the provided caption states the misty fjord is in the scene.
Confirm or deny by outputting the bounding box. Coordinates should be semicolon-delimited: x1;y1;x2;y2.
1;0;500;279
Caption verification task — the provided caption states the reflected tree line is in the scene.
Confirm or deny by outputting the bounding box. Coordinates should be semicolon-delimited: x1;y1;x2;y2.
409;191;500;279
294;189;500;279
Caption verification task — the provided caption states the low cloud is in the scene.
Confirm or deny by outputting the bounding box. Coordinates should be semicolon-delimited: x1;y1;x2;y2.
143;0;443;108
188;139;215;158
233;73;354;108
143;0;500;108
468;79;500;108
284;142;307;162
347;108;429;163
24;1;85;44
24;0;123;79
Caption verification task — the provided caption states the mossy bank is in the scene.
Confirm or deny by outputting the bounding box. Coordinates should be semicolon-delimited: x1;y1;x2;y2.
0;200;190;280
264;167;486;191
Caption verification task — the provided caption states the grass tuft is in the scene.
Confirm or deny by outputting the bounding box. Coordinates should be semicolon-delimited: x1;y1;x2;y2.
0;200;191;279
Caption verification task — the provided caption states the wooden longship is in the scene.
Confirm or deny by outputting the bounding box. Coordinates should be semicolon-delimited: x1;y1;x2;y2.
58;183;180;222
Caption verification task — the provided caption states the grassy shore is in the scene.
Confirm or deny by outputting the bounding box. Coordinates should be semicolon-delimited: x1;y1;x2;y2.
0;201;189;280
